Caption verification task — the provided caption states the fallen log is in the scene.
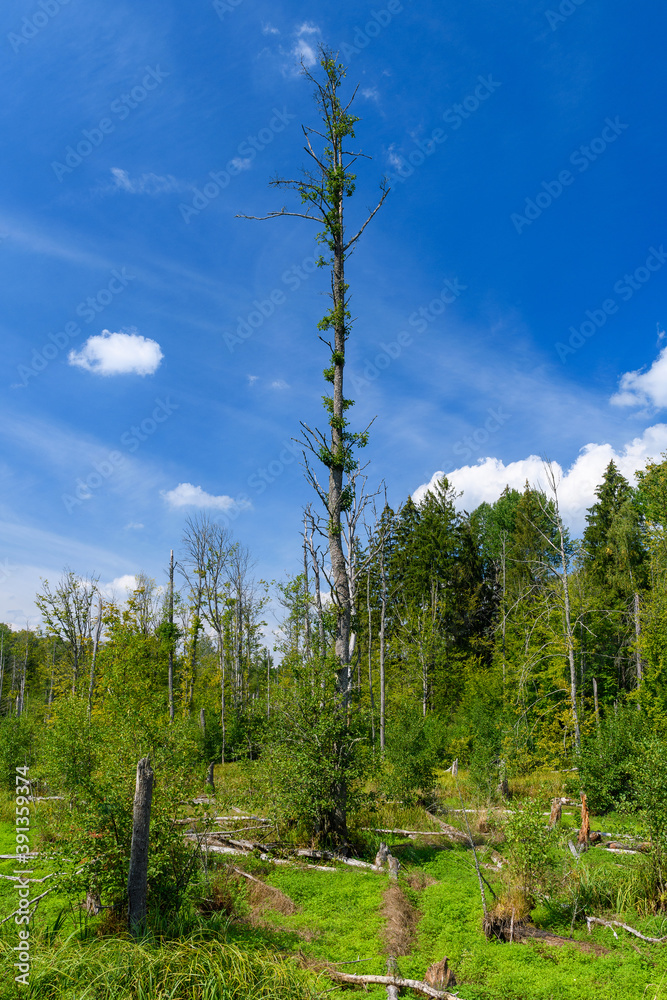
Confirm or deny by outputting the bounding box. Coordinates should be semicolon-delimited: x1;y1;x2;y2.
586;916;667;944
232;807;270;821
423;812;469;842
296;848;384;871
361;827;443;837
325;969;459;999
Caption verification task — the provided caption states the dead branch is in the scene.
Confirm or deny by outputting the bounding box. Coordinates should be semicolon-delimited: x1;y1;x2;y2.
362;827;444;837
0;885;57;925
325;969;458;998
586;916;667;944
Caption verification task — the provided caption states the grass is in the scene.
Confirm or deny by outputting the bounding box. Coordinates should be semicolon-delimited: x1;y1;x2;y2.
1;768;667;998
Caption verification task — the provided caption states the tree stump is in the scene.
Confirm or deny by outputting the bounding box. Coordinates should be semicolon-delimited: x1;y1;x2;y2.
549;798;562;828
577;792;590;847
127;757;154;935
84;891;102;915
424;957;457;989
205;762;215;792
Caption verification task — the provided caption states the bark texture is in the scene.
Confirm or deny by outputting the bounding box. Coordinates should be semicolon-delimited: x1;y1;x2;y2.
127;756;154;935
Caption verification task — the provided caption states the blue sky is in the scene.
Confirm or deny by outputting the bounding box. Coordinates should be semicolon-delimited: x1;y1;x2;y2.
2;0;667;628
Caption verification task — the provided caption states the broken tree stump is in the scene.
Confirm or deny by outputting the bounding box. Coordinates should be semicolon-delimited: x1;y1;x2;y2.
548;798;562;828
424;957;457;989
127;757;154;936
577;792;590;848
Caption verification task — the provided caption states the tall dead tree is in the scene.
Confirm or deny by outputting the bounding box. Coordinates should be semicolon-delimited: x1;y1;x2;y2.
168;549;175;722
240;49;388;839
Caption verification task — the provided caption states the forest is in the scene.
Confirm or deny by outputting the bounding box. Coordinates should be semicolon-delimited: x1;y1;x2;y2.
2;46;667;1000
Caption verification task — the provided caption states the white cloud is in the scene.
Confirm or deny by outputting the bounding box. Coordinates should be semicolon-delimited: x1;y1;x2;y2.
262;22;280;35
386;144;403;170
161;483;247;512
68;329;163;376
362;87;380;102
110;167;188;195
271;379;290;389
124;522;144;530
229;157;252;172
413;423;667;533
292;23;320;66
611;346;667;409
99;574;138;599
247;375;259;385
293;38;317;66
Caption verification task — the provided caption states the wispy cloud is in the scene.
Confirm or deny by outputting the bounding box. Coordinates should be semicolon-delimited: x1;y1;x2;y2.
229;157;253;173
611;345;667;409
291;22;320;68
161;482;249;511
271;379;290;390
68;329;163;376
362;87;380;103
109;167;190;195
262;22;280;35
386;144;403;170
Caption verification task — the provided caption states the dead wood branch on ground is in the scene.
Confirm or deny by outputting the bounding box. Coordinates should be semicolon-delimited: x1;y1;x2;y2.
586;916;667;943
325;969;459;998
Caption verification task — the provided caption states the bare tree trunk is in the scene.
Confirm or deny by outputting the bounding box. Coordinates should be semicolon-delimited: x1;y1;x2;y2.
127;757;154;935
593;676;600;729
219;638;226;764
17;636;29;719
168;550;175;722
379;534;387;751
366;568;376;745
542;464;581;752
266;650;271;719
303;514;312;667
0;632;4;715
87;601;103;721
205;762;215;792
634;591;644;691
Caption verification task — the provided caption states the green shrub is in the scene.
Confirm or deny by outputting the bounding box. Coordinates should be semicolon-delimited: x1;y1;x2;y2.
0;714;38;790
265;692;371;845
503;797;556;906
383;708;444;804
578;705;644;814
